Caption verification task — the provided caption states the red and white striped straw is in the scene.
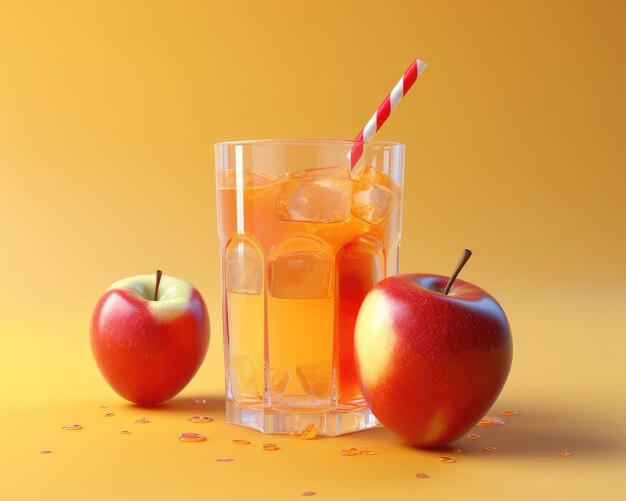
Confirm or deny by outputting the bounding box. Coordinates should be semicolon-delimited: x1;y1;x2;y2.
350;58;427;168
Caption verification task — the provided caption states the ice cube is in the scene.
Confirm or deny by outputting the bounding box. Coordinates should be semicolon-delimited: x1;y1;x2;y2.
267;237;332;299
274;166;352;223
226;238;263;295
269;367;290;395
296;361;332;397
230;354;261;398
230;355;289;402
351;166;400;225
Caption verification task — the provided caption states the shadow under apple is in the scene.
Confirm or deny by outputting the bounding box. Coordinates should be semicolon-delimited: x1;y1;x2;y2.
358;399;622;459
123;394;225;414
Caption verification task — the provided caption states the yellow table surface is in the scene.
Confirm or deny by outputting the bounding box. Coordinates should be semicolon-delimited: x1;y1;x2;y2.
2;290;624;500
1;1;625;499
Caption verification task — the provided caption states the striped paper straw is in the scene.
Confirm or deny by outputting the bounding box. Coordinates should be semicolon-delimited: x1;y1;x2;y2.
350;58;427;168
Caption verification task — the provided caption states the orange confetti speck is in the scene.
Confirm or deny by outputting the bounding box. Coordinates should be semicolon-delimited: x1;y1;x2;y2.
477;416;506;427
232;439;251;445
188;416;213;423
340;448;359;456
300;423;317;440
61;425;82;431
179;432;206;443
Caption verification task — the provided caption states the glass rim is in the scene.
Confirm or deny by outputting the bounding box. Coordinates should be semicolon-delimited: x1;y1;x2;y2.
214;138;404;148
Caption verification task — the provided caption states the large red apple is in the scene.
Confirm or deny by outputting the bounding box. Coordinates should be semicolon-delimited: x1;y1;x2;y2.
90;272;210;406
354;270;512;447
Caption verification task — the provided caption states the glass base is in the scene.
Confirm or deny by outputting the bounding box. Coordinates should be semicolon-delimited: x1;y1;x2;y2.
225;399;381;436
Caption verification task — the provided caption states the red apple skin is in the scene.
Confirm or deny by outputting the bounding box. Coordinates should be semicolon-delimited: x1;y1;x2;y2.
354;273;512;447
90;281;209;406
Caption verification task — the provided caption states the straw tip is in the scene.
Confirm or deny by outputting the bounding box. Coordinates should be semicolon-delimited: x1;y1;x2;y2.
416;59;427;75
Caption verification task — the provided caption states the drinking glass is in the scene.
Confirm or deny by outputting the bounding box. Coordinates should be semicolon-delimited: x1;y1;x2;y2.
215;139;404;435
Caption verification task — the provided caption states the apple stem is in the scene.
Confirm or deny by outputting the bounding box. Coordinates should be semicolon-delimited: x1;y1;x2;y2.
154;270;163;301
443;249;473;295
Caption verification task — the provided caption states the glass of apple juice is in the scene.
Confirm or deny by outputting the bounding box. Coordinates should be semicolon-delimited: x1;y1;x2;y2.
214;139;404;435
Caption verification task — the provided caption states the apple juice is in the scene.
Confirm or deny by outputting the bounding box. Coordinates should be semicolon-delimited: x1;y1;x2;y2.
217;163;402;416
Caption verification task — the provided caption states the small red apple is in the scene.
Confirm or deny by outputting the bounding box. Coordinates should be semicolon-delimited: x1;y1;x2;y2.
90;271;210;405
354;250;512;447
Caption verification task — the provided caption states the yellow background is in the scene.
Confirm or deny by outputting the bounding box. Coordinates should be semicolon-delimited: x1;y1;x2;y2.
1;0;624;499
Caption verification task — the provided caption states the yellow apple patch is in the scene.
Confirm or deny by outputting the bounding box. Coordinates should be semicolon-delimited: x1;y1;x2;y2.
354;290;397;387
